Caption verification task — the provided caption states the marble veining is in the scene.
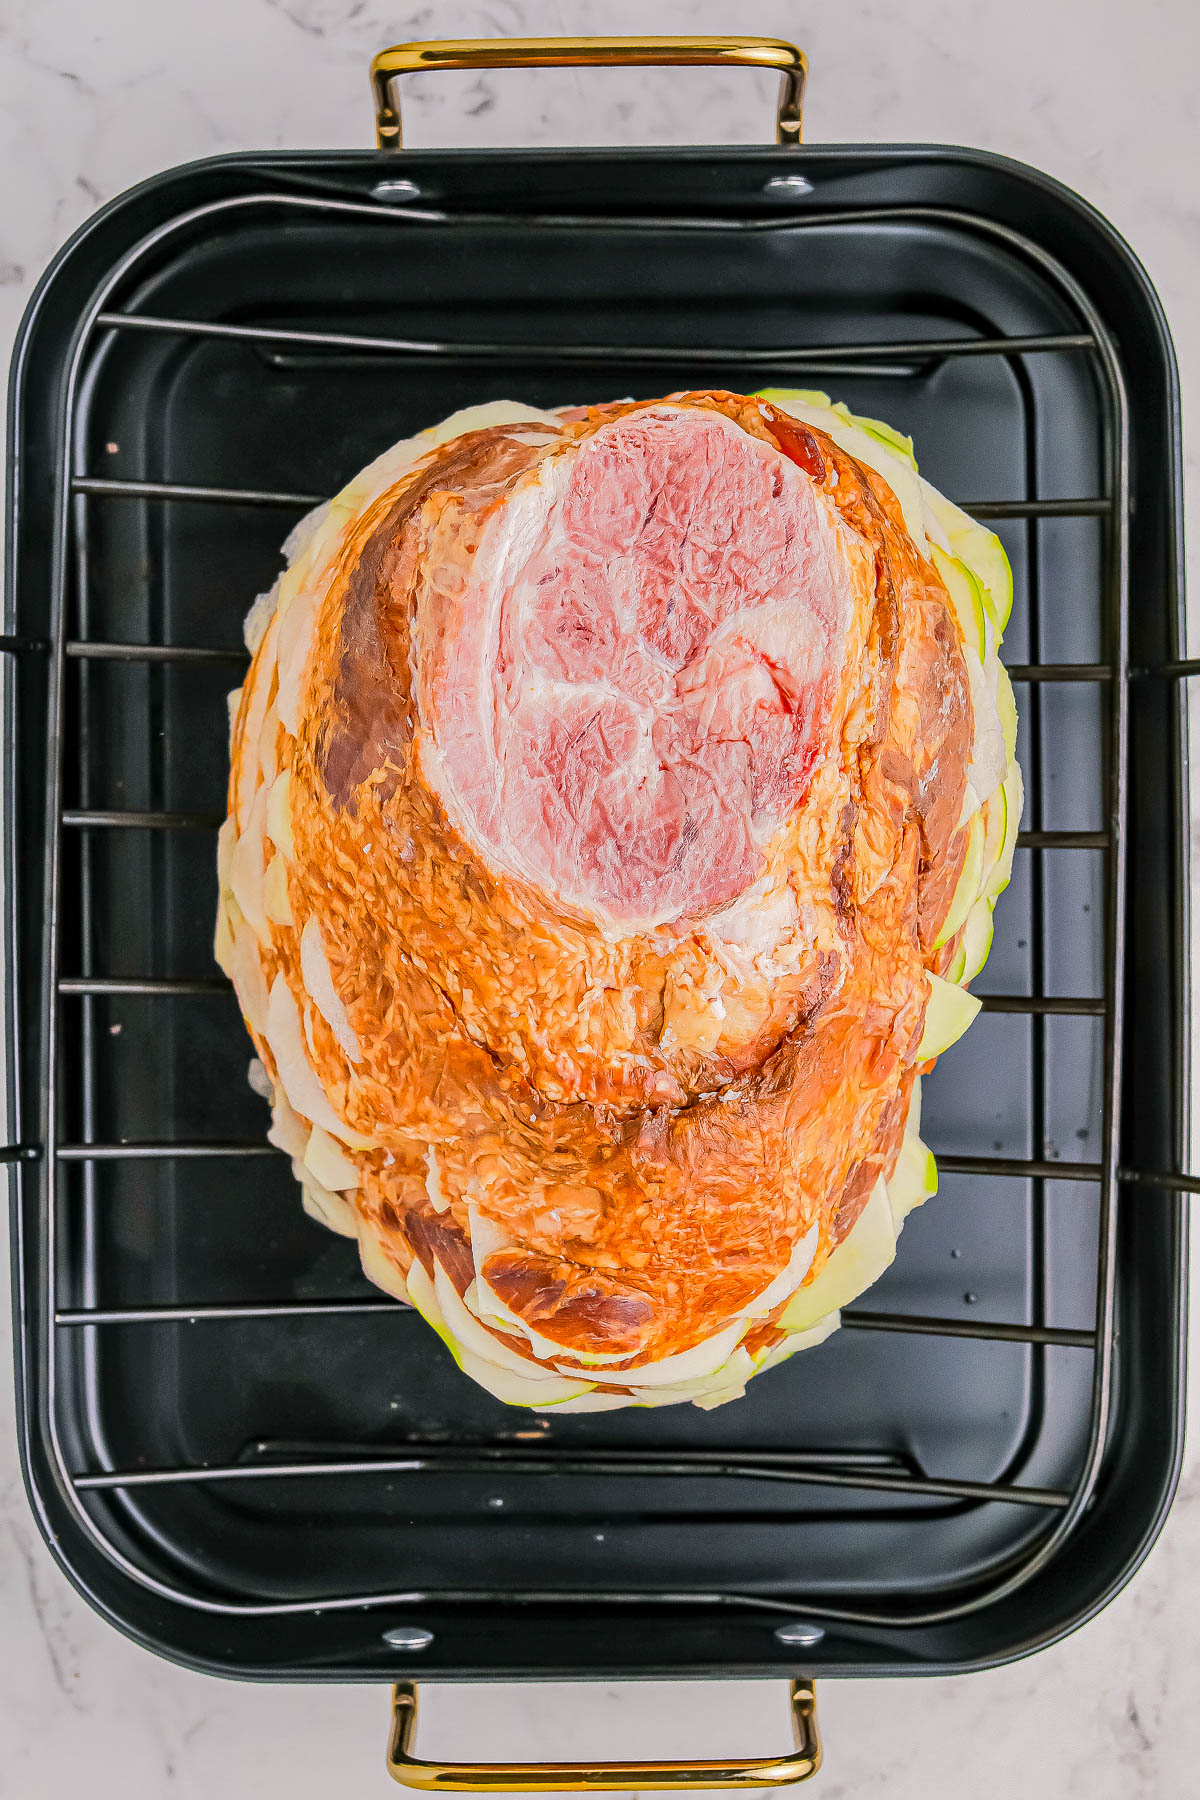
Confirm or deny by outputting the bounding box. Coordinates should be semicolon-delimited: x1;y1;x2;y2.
1;0;1198;1793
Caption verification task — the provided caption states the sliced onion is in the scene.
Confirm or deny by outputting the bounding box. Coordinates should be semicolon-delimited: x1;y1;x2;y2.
246;1057;272;1100
908;1075;923;1138
299;916;363;1063
282;501;332;569
407;1260;594;1407
229;782;271;947
734;1224;819;1320
216;815;236;895
753;1315;841;1375
266;1086;309;1160
626;1348;755;1409
264;973;371;1148
466;1203;639;1365
358;1219;411;1303
263;852;293;926
964;644;1007;808
543;1392;634;1414
233;613;278;822
780;1177;896;1335
258;707;279;788
432;1259;557;1379
303;1124;360;1193
243;578;280;654
223;905;270;1036
274;586;318;737
213;895;235;978
266;768;294;860
425;1145;450;1213
691;1356;756;1410
559;1317;747;1389
300;1177;359;1239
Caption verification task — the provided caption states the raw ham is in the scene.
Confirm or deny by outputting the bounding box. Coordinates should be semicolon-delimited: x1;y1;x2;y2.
216;388;1016;1407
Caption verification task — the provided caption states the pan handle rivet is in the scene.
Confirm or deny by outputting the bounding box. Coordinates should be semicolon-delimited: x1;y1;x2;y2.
384;1626;434;1650
764;174;813;197
372;178;422;204
775;1620;825;1646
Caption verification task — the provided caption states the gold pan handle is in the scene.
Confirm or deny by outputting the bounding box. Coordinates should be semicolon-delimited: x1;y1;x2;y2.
370;36;807;151
386;1677;821;1792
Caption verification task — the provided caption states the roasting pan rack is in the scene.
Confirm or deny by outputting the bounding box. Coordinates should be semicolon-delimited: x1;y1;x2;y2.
2;53;1189;1695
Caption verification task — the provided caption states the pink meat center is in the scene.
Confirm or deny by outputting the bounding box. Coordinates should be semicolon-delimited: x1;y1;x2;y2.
429;407;853;925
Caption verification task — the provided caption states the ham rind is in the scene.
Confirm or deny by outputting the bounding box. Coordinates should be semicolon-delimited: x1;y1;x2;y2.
418;406;856;929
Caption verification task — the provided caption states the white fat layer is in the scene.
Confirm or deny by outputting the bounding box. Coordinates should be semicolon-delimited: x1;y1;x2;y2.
708;873;799;959
415;457;574;872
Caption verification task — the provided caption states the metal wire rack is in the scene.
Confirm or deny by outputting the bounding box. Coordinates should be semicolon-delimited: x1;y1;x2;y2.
4;186;1193;1638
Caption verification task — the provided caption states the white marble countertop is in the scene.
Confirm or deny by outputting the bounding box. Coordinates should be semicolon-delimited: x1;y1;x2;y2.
2;0;1198;1794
